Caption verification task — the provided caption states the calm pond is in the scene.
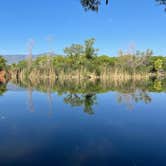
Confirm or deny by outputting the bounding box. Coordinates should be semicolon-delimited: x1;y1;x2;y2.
0;79;166;165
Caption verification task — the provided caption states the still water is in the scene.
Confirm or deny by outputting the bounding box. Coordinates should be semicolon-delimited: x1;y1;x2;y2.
0;79;166;165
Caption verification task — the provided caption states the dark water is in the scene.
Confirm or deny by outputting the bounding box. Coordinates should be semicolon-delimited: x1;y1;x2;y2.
0;79;166;166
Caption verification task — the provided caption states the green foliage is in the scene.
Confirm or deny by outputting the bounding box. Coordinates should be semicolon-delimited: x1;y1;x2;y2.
154;59;163;72
153;80;162;91
17;60;28;69
64;44;84;58
149;56;166;72
0;83;7;95
84;38;98;59
11;78;166;114
0;56;7;71
64;93;96;115
9;38;166;79
115;49;153;74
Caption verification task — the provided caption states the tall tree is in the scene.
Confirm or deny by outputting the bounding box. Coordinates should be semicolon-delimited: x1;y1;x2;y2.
64;44;84;58
27;39;35;71
0;56;7;71
84;38;98;59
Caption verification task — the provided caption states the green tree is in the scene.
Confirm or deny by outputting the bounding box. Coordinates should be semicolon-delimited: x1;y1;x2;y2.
0;56;7;71
84;38;98;59
154;59;163;73
64;44;84;58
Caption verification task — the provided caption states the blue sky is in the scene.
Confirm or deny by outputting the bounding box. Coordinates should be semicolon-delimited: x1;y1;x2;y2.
0;0;166;56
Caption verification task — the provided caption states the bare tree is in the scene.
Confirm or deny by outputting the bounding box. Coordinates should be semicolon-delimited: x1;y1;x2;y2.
27;39;35;71
47;86;53;116
27;85;35;112
46;35;55;55
45;35;55;75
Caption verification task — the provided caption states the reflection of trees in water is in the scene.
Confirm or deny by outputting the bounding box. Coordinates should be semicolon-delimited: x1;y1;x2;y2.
153;80;162;91
117;90;151;110
27;82;54;114
27;86;35;112
47;85;53;116
64;93;97;115
83;94;97;114
11;77;166;113
0;83;7;95
0;83;7;119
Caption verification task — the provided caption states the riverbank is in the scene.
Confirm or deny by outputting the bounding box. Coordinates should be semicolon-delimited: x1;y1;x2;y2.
10;69;166;83
10;74;166;93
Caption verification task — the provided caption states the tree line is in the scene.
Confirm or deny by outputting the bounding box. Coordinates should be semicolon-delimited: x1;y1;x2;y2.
0;38;166;81
0;56;7;71
7;38;166;81
11;78;166;113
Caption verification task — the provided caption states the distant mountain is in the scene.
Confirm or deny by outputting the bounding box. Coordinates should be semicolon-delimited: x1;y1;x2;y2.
2;53;61;64
3;55;28;64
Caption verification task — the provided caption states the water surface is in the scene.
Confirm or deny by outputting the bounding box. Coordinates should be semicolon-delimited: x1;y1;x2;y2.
0;79;166;165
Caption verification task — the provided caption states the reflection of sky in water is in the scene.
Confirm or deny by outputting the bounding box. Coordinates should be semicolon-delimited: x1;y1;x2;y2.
0;88;166;165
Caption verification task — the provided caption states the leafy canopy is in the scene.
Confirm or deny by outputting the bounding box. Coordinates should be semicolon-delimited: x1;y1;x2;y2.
0;56;7;70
